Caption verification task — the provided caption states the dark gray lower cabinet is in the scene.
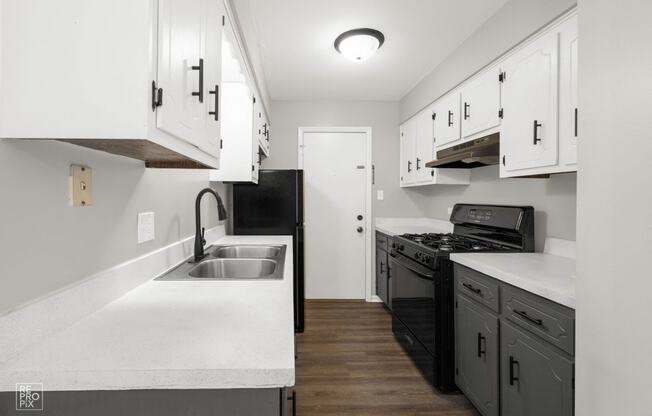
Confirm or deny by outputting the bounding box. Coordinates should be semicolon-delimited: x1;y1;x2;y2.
455;294;499;416
376;246;389;306
501;322;574;416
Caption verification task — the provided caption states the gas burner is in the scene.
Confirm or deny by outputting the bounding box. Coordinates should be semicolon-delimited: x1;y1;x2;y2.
439;244;453;251
399;232;512;253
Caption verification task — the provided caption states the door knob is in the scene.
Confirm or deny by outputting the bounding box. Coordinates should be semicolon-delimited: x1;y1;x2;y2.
356;227;364;233
357;215;363;221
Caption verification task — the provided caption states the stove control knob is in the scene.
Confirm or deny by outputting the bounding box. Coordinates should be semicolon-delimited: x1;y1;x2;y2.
425;255;432;263
414;253;421;259
398;244;405;251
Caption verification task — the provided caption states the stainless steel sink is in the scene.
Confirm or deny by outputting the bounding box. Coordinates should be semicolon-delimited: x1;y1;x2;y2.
188;259;277;279
155;244;286;281
212;245;281;259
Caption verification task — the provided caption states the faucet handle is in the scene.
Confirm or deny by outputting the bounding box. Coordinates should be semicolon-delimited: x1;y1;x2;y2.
201;227;206;246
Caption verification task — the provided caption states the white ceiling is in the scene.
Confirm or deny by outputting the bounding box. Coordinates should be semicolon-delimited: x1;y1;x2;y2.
239;0;508;101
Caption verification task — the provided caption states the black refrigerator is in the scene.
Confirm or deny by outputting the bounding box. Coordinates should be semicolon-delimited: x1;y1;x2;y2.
232;170;305;333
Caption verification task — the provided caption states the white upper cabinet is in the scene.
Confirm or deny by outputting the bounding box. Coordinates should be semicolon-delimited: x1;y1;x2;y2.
0;0;223;168
460;66;501;140
254;94;271;157
400;109;470;188
500;28;559;174
558;15;578;168
500;12;577;177
434;91;462;150
209;11;258;183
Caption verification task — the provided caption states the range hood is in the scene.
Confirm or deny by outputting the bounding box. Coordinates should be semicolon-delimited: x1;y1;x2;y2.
425;133;500;169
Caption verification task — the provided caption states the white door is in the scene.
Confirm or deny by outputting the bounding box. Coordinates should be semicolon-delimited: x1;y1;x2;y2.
461;67;501;139
302;131;367;299
416;109;436;183
156;0;206;146
501;30;559;173
434;91;462;149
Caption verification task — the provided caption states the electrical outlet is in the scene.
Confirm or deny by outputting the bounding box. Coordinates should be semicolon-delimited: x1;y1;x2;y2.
69;165;92;207
377;190;384;201
137;212;155;244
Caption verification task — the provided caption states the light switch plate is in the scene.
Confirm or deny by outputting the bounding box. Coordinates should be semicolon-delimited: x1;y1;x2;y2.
377;190;384;201
137;212;155;244
69;165;92;207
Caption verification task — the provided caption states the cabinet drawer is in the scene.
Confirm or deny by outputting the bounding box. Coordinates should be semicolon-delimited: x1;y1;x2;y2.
375;232;389;251
455;265;500;313
503;286;575;354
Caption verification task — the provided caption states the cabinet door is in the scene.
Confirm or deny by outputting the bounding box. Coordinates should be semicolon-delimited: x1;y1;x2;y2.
501;30;559;173
376;248;389;305
415;109;436;183
559;15;578;167
455;294;499;416
501;322;574;416
400;120;417;186
202;0;223;156
434;92;461;149
156;0;206;147
461;67;501;139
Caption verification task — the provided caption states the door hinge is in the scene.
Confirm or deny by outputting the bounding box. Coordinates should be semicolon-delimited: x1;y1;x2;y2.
222;15;225;26
499;71;506;82
498;108;504;119
372;165;375;185
253;96;256;104
502;155;506;166
432;112;436;120
252;165;255;172
220;139;223;149
456;368;459;375
151;81;163;111
455;300;458;308
431;170;434;177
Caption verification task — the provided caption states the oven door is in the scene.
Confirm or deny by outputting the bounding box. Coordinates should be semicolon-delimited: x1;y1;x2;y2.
389;251;436;356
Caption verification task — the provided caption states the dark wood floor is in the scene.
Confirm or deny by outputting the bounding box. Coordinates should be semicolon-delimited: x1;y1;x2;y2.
295;300;479;416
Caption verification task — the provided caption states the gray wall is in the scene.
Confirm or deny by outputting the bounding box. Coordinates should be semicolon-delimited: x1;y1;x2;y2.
0;140;225;314
576;0;652;414
264;100;430;218
400;0;577;121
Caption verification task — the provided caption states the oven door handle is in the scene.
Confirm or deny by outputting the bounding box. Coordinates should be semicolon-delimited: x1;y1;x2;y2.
390;251;435;281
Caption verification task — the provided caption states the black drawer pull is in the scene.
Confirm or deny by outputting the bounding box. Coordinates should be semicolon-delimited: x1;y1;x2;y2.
191;58;204;103
403;333;414;346
208;84;219;121
514;309;543;326
407;160;412;173
533;119;542;144
380;261;385;274
448;110;453;127
574;108;578;137
462;282;482;295
464;102;470;120
509;356;519;386
416;158;421;170
477;333;486;358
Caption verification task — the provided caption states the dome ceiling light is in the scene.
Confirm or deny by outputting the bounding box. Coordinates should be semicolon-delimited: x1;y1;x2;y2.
334;28;385;62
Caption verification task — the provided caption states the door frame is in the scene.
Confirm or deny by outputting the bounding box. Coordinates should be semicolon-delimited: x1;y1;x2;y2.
297;127;374;302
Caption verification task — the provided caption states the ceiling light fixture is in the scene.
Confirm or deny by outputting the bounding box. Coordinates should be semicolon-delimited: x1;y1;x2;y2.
334;28;385;62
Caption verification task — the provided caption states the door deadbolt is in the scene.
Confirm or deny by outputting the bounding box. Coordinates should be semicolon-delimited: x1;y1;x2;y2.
357;215;363;221
356;227;364;233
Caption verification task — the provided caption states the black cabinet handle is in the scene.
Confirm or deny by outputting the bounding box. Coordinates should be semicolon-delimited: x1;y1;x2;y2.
462;282;482;296
191;58;204;103
380;261;385;274
574;108;578;137
509;356;519;386
287;390;296;416
477;333;486;358
208;84;219;121
407;160;412;173
533;120;542;144
448;110;453;127
416;158;421;170
464;102;470;120
514;309;543;326
151;81;163;111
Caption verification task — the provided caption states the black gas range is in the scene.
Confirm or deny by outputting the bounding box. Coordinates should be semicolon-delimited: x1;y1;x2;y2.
389;204;534;393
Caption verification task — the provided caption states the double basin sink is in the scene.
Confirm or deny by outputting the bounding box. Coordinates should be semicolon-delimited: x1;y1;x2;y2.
156;245;286;281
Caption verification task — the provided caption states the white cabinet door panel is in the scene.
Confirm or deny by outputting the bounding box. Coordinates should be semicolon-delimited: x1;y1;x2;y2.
156;0;206;146
400;119;417;186
559;15;578;167
461;67;501;139
416;109;436;183
202;0;223;156
501;31;559;173
434;92;461;149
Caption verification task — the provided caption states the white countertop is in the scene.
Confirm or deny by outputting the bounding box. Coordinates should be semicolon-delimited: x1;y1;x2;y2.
0;235;295;391
375;217;453;236
451;250;576;309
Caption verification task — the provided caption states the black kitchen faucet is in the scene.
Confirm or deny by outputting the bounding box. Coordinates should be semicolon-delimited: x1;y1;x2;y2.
194;188;228;262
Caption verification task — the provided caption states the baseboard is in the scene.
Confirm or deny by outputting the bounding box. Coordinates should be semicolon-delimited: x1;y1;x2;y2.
0;224;226;364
